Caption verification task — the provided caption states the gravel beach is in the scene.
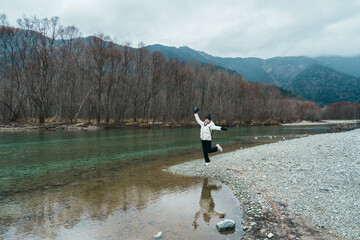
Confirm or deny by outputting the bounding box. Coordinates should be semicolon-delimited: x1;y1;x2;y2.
169;129;360;239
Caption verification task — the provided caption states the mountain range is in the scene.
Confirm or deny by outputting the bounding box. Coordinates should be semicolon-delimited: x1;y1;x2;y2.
147;44;360;106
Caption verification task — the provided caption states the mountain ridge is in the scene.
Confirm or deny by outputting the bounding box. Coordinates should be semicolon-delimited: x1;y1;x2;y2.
147;44;360;105
147;44;360;79
289;64;360;106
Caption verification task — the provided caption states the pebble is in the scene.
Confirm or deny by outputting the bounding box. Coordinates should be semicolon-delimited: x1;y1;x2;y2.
215;211;226;218
243;226;250;231
153;231;162;239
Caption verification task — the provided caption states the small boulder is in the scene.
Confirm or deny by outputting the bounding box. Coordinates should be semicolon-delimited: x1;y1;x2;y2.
216;219;235;232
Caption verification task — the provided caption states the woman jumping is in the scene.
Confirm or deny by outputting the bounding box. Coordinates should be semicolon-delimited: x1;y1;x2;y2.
194;107;227;166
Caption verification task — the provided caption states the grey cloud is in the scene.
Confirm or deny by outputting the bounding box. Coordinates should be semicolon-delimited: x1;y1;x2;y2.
1;0;360;58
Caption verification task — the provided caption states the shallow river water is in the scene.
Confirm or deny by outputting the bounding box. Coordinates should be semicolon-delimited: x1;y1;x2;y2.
0;126;332;239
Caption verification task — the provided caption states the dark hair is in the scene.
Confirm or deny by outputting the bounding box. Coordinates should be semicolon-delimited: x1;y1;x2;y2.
205;114;211;121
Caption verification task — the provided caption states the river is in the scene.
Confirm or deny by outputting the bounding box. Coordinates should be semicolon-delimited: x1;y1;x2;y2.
0;125;332;239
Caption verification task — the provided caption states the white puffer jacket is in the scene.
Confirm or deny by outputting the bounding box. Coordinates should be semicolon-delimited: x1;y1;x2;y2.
194;113;222;141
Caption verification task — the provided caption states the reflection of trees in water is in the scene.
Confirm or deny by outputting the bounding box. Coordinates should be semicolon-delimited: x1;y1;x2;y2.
0;168;198;239
193;178;222;229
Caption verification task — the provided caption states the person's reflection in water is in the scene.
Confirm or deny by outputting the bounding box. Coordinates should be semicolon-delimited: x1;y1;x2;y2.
193;178;222;229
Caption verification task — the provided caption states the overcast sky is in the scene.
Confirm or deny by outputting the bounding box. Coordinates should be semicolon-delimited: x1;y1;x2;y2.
1;0;360;58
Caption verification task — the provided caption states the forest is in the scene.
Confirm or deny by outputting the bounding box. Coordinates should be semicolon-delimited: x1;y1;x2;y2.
0;14;358;126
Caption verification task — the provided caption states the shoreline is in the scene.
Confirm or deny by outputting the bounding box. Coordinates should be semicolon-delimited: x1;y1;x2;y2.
1;119;359;133
281;119;360;126
0;121;272;132
169;129;360;239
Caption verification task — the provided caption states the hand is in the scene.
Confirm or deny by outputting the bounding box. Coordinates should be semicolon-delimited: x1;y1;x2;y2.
221;127;227;131
194;106;199;114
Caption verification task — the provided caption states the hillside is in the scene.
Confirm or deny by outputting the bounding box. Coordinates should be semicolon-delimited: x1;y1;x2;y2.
315;56;360;78
147;44;360;84
290;64;360;106
147;44;274;84
148;44;360;105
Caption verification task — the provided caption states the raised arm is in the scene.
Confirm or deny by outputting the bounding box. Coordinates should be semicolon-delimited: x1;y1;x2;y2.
194;107;203;126
194;113;204;126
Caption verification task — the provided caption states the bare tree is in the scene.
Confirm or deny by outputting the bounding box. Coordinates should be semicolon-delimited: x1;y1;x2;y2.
131;42;152;122
85;34;111;123
58;25;84;121
17;16;62;123
0;15;26;121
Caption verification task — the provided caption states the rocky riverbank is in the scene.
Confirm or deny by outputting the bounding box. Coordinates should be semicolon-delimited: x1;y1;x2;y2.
1;119;358;133
281;120;360;126
0;121;252;132
169;129;360;239
0;122;102;132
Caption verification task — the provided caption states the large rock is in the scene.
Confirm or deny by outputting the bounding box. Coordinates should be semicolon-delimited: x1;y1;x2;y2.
216;219;235;232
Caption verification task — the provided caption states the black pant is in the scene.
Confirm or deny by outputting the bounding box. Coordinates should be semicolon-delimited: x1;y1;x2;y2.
201;140;218;163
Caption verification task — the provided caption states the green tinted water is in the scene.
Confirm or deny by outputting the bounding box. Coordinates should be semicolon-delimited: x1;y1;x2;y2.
0;126;332;239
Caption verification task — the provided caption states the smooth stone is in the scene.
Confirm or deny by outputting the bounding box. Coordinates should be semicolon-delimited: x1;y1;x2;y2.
268;232;274;238
243;226;250;231
216;219;235;232
153;231;162;239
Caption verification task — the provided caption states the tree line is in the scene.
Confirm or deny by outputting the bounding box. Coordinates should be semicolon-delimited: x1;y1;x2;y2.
323;102;360;120
0;14;354;125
